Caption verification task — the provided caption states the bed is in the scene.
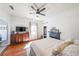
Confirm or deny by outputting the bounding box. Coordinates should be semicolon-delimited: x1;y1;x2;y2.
27;37;79;56
30;38;62;56
27;27;79;56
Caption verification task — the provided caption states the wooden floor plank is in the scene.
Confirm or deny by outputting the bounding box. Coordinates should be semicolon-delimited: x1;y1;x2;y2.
2;42;29;56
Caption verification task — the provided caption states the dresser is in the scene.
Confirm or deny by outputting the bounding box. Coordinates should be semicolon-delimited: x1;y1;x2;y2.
11;32;29;44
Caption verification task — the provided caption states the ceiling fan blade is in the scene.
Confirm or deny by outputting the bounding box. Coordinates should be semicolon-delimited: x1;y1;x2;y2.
33;3;39;9
39;8;46;12
9;5;14;10
31;6;36;11
39;4;46;10
39;13;45;16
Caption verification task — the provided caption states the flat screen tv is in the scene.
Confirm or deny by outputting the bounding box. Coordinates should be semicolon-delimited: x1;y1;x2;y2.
16;27;26;32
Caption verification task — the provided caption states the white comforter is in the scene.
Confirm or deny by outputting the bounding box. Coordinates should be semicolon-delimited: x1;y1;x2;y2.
30;38;62;56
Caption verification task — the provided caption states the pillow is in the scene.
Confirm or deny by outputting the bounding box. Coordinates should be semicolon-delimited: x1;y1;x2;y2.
52;39;74;55
74;39;79;46
58;44;79;56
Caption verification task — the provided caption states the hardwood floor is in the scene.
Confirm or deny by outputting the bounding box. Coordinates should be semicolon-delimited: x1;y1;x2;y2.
1;42;30;56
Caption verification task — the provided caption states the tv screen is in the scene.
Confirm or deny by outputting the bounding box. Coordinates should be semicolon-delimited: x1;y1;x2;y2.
16;27;26;32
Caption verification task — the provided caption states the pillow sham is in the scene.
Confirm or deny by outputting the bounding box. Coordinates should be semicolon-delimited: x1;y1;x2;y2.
58;44;79;56
74;39;79;46
52;39;74;55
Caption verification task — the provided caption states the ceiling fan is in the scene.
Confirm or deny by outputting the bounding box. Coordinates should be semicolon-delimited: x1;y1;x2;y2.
30;3;46;16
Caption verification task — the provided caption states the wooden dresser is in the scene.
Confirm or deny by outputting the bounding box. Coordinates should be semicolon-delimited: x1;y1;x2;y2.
11;32;29;44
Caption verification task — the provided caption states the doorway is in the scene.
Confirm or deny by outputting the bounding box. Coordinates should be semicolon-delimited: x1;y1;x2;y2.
43;26;47;38
30;22;38;40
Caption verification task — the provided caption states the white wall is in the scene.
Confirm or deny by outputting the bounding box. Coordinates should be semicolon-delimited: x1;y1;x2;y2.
43;4;79;40
11;15;31;31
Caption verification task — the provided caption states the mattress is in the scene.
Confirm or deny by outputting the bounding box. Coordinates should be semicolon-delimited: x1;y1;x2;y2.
30;38;62;56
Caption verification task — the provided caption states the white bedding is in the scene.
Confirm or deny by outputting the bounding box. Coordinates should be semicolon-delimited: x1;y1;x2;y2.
29;38;79;56
30;38;62;56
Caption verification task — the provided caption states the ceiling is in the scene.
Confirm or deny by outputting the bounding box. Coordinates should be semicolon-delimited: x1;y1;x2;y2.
0;3;79;21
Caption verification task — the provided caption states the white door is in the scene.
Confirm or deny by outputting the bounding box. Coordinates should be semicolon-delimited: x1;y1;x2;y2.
30;22;37;40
